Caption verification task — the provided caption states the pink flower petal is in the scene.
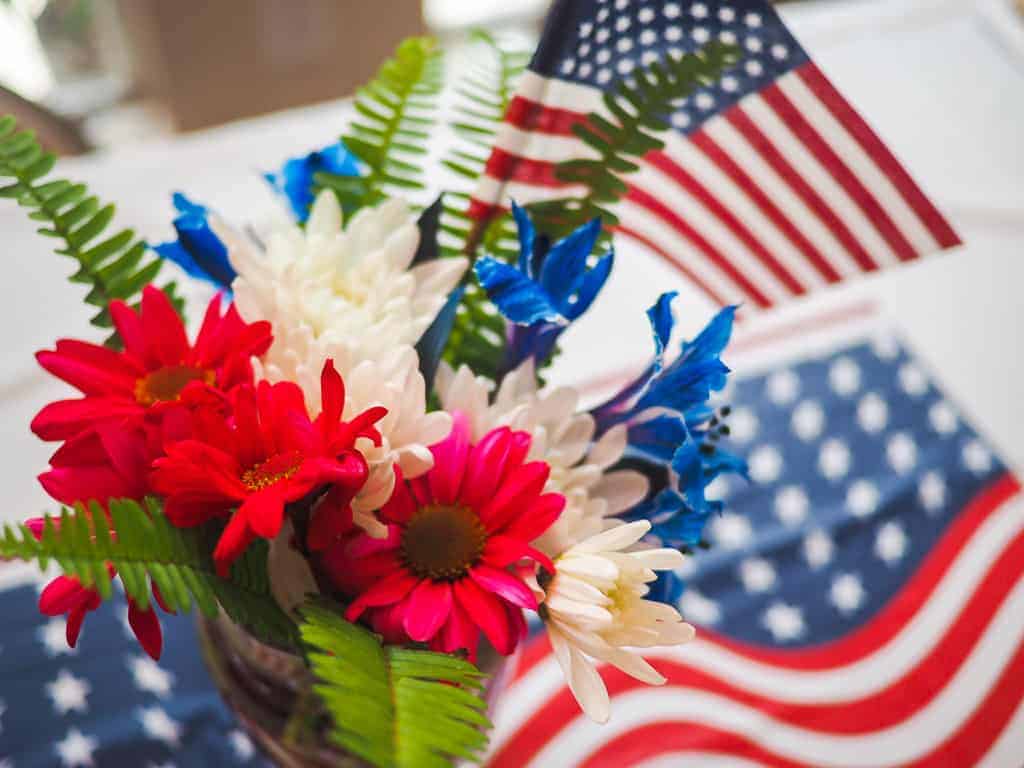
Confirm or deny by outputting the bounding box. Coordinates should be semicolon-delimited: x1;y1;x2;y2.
380;467;416;524
454;577;515;655
428;411;471;505
478;461;550;533
345;570;419;621
436;598;479;660
469;564;538;610
458;427;512;510
403;579;453;643
500;492;566;543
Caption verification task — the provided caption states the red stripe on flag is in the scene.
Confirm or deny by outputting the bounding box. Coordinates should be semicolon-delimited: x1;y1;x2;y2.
726;105;880;273
510;472;1018;687
504;95;586;136
625;185;774;308
578;722;815;768
761;81;919;263
797;64;961;249
689;129;842;284
647;150;808;296
484;148;565;188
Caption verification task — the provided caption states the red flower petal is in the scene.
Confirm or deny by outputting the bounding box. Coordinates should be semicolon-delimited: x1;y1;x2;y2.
403;579;453;643
319;359;346;426
31;397;142;442
65;606;88;648
477;461;550;533
109;299;146;362
152;582;175;615
345;569;419;621
238;486;287;540
213;511;256;578
128;597;163;660
469;564;538;611
344;525;401;559
39;576;90;615
453;577;516;655
428;412;471;505
141;285;189;367
36;348;136;398
306;487;357;552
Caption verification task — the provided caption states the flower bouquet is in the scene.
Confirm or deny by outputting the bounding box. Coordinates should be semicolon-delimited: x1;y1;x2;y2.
0;32;744;767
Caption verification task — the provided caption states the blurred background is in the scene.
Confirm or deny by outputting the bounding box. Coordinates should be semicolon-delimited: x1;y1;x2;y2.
0;0;913;150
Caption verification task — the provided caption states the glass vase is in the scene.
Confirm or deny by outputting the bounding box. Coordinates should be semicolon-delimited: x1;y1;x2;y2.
195;611;512;767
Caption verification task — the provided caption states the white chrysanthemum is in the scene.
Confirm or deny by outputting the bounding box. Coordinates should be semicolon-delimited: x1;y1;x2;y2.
435;359;649;555
540;520;695;723
220;192;465;527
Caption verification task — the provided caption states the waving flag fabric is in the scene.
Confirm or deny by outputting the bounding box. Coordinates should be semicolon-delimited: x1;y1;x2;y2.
471;0;961;312
486;319;1024;767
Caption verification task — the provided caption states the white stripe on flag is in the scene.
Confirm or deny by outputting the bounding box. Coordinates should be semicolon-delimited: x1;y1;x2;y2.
475;175;587;207
654;132;831;291
628;160;794;302
532;574;1024;767
701;116;863;278
777;74;942;255
741;91;901;267
613;196;756;308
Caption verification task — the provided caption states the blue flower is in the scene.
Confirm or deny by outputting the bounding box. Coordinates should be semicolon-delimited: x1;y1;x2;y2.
154;193;236;291
474;202;614;371
598;293;747;551
264;141;362;222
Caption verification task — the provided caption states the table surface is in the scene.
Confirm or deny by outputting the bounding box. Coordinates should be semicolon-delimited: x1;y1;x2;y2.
1;0;1022;524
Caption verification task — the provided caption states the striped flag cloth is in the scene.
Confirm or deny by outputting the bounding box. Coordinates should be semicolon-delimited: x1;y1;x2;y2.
486;313;1024;767
470;0;962;313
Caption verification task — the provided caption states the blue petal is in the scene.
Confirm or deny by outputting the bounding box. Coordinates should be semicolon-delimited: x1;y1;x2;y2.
415;286;465;392
538;217;601;304
637;358;730;414
504;321;563;374
564;250;613;320
681;304;737;364
154;193;236;290
265;141;362;222
625;414;688;465
475;257;564;326
511;202;536;277
591;292;678;429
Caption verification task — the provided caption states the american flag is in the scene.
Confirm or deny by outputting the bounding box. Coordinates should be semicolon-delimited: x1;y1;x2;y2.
0;565;271;767
486;316;1024;767
470;0;962;313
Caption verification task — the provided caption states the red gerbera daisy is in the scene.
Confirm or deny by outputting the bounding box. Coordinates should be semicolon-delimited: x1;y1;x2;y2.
151;360;385;576
322;413;564;660
32;285;271;442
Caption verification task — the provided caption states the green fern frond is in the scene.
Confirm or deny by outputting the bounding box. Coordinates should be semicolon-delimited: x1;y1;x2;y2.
317;37;443;213
0;115;184;347
539;41;742;235
0;498;299;649
300;602;491;768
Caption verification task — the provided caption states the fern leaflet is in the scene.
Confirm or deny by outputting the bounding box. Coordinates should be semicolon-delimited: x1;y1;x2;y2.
0;115;184;346
300;602;491;768
0;498;299;649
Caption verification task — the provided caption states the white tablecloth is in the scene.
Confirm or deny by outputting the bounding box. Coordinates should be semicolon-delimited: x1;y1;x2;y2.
1;0;1022;524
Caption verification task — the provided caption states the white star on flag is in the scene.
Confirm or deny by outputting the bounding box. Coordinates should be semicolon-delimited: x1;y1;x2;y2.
762;602;805;642
47;669;91;716
138;706;182;747
830;573;866;615
128;655;175;698
230;729;256;760
56;728;97;768
38;618;76;657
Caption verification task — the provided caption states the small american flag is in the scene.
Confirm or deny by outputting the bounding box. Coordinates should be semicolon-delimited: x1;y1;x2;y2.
486;315;1024;767
471;0;962;313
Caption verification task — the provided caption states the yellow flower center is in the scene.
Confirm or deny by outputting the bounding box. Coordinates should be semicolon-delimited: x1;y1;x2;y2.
401;505;487;580
241;451;304;492
134;365;214;406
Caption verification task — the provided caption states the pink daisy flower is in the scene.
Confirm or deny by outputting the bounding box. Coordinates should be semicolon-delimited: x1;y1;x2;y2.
322;414;564;660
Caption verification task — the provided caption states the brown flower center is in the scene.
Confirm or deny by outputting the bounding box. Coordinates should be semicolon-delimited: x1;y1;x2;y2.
401;505;487;581
241;451;304;492
134;365;214;406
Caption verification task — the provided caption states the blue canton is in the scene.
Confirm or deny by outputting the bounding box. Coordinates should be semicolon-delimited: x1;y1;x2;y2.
533;0;809;133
